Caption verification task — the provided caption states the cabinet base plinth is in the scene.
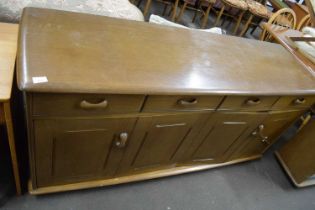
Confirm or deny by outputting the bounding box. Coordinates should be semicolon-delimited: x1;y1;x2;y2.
29;155;261;195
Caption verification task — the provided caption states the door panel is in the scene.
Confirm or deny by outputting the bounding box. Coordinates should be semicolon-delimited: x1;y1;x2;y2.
229;110;304;160
192;123;249;160
34;117;137;187
132;122;192;168
117;113;211;174
53;129;114;179
187;112;267;163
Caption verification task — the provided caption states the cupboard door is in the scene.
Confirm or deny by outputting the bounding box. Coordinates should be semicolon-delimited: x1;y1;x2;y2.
187;112;266;163
33;117;136;187
117;113;211;174
230;110;304;160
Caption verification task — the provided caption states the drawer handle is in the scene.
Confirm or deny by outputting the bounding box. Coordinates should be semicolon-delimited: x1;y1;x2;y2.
178;98;198;106
245;98;261;106
114;132;128;148
293;98;306;105
251;124;270;145
80;100;108;109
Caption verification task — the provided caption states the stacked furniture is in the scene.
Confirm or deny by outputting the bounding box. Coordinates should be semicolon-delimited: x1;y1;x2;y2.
17;8;315;194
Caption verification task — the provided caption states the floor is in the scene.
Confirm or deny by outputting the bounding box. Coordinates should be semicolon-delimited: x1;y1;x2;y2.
3;2;315;210
3;137;315;210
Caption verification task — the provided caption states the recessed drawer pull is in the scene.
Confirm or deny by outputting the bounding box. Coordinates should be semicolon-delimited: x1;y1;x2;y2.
245;98;261;106
80;100;108;109
178;98;198;106
293;98;306;105
251;124;270;145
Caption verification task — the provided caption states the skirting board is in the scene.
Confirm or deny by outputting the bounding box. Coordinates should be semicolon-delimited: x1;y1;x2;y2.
275;152;315;188
29;155;261;195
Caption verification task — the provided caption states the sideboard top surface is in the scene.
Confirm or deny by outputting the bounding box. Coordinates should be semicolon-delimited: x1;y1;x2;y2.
17;7;315;95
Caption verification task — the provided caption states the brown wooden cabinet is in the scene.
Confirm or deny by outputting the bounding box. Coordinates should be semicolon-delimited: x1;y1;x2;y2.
33;117;137;187
17;8;315;194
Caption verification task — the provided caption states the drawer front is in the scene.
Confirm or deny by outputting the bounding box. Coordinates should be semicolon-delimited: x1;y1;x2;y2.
142;95;224;112
32;93;145;116
272;96;315;110
218;96;279;111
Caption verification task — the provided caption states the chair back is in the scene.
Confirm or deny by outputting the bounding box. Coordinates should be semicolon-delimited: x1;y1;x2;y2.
297;14;312;31
260;8;296;41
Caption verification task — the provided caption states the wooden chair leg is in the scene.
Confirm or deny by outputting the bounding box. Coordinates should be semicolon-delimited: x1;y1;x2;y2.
192;8;199;23
250;25;258;34
214;5;225;27
168;5;173;16
162;4;169;16
176;2;188;22
201;4;212;28
260;28;267;41
3;102;21;195
225;18;233;27
221;6;231;26
221;15;227;26
239;14;253;37
233;9;245;35
171;0;180;22
143;0;152;18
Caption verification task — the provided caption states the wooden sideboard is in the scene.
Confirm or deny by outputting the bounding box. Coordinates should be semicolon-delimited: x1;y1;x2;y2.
17;8;315;194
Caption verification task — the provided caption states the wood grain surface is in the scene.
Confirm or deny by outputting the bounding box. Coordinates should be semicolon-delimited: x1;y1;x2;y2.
0;23;18;101
17;8;315;95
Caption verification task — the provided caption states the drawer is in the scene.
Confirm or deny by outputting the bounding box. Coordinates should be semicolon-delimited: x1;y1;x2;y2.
272;96;315;110
142;95;223;112
32;93;145;116
218;96;279;111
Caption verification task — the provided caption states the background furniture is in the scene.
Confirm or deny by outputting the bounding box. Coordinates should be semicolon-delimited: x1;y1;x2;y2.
268;0;289;11
0;22;21;195
18;8;315;195
271;0;315;188
176;0;199;23
260;8;296;41
191;0;217;28
297;14;311;30
239;0;271;36
141;0;180;20
285;0;309;24
276;110;315;187
214;0;248;34
260;24;315;75
0;0;144;23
